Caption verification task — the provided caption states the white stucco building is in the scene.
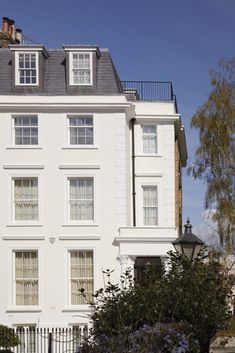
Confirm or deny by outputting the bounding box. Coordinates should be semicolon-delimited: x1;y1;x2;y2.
0;17;187;331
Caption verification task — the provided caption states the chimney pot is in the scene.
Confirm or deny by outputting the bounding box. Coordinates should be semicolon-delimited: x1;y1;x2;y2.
2;17;9;33
15;28;22;44
2;17;15;36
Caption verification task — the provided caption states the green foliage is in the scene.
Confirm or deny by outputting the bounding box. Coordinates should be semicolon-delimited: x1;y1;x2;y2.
0;325;20;348
85;253;232;353
188;57;235;252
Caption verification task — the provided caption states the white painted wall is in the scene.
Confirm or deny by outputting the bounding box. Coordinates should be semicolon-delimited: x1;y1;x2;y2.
0;95;184;327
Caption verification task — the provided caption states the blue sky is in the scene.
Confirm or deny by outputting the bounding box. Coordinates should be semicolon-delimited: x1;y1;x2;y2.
1;0;235;228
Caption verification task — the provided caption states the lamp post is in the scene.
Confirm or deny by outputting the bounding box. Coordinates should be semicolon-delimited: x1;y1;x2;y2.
172;218;204;261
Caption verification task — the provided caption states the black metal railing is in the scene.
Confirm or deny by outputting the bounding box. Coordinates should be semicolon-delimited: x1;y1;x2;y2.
120;80;174;101
1;326;88;353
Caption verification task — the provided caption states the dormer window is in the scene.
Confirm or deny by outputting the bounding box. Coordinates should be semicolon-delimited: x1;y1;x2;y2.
69;52;92;85
15;52;39;85
10;45;48;90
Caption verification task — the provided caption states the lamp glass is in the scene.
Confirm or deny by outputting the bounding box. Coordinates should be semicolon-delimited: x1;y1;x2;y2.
173;243;183;254
181;243;194;260
192;244;202;259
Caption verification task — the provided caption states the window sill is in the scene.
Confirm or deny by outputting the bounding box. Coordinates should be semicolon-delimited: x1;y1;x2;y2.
6;308;42;313
62;223;98;227
136;154;162;158
15;83;39;87
62;146;98;150
69;83;93;86
142;225;159;228
7;223;43;227
6;146;43;150
3;235;45;240
59;235;101;240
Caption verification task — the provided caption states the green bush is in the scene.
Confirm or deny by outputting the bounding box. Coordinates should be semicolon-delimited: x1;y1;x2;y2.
83;252;232;352
0;325;20;348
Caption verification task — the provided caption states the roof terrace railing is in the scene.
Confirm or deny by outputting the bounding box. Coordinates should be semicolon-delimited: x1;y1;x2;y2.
120;80;178;112
121;80;173;101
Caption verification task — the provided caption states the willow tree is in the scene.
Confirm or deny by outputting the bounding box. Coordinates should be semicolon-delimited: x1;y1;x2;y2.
189;58;235;252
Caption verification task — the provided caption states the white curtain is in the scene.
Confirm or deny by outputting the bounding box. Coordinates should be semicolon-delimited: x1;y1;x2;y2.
70;251;93;304
142;126;157;153
14;178;38;221
69;178;94;220
72;53;90;84
143;186;158;226
15;251;38;305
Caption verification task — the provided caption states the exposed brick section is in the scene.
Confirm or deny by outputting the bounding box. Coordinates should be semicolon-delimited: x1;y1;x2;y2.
0;32;15;48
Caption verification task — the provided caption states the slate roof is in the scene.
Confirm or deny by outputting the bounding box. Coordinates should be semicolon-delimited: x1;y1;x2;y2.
0;47;123;95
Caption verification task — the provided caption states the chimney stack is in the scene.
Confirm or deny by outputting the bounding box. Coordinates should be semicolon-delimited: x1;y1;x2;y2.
2;17;15;36
0;17;22;47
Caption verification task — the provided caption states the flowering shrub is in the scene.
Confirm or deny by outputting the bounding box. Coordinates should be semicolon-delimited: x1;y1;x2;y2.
79;323;200;353
84;253;232;352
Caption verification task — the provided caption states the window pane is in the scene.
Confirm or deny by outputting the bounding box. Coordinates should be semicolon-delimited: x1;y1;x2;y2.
143;186;158;226
78;136;85;145
14;178;38;221
70;251;93;304
86;136;93;145
14;117;38;145
142;125;157;154
15;251;38;305
86;127;93;136
71;53;91;85
85;118;93;126
69;178;94;221
18;53;38;85
69;117;93;145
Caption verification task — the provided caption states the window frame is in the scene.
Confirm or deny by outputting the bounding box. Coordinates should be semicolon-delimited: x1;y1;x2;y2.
67;115;94;146
12;115;39;146
69;249;94;306
142;184;158;226
15;51;39;86
13;250;39;308
11;175;41;224
69;52;93;86
142;124;158;155
67;176;95;224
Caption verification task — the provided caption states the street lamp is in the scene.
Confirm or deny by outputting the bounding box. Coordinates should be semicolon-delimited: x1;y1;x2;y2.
172;218;204;261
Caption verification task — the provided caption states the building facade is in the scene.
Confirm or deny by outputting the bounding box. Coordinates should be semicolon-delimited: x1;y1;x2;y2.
0;18;187;330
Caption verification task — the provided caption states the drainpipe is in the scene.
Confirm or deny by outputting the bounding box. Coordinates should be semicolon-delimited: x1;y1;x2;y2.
130;118;136;226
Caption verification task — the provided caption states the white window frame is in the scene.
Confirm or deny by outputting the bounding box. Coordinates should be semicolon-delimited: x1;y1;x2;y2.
13;250;39;308
67;176;95;224
142;125;157;154
142;185;158;226
69;52;93;86
69;249;94;306
11;175;41;225
12;115;39;146
67;115;94;146
136;178;163;227
65;248;96;308
15;51;39;86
